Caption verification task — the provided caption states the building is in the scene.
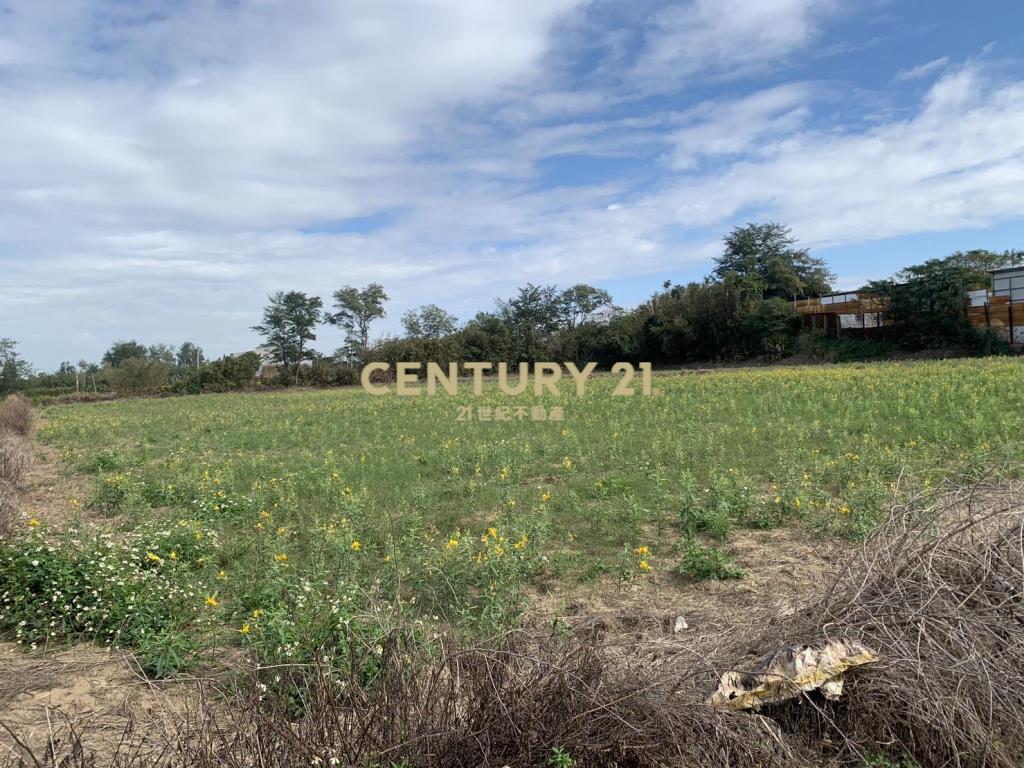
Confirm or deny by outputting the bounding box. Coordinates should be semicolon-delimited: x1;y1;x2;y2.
794;266;1024;345
792;291;888;336
967;266;1024;344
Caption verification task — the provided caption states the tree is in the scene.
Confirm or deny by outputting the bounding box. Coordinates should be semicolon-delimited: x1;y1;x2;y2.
559;284;613;329
714;223;833;300
865;254;991;349
497;284;563;362
147;343;177;366
176;342;203;369
102;340;148;367
401;304;458;339
0;339;32;394
107;357;171;395
201;352;261;391
327;284;388;363
251;291;323;384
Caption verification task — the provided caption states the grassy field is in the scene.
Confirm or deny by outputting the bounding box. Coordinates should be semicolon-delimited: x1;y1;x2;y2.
2;358;1022;680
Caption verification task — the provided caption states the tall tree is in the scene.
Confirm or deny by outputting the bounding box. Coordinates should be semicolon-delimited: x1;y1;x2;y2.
252;291;323;384
497;284;563;362
327;284;388;363
401;304;458;339
176;342;203;369
559;284;613;329
102;340;149;367
0;339;32;394
147;343;177;366
714;223;833;299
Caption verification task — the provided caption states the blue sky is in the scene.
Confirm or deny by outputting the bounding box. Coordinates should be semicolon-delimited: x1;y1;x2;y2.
2;0;1023;368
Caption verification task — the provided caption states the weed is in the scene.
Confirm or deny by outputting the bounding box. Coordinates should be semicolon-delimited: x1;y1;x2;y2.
674;540;746;581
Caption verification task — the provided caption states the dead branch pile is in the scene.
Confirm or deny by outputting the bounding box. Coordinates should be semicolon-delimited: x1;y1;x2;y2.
742;478;1024;768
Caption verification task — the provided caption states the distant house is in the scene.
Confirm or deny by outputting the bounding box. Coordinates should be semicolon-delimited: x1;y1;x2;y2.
792;291;888;336
967;266;1024;344
794;268;1024;345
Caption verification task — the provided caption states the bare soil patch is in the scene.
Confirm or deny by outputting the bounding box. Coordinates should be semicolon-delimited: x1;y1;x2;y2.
0;642;189;764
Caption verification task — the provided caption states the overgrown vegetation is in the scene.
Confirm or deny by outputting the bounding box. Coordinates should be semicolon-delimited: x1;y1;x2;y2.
0;358;1017;685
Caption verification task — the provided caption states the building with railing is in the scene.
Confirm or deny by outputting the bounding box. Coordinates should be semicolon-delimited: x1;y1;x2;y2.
792;266;1024;344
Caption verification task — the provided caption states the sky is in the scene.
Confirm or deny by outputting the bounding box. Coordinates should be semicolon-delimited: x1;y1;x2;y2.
2;0;1024;369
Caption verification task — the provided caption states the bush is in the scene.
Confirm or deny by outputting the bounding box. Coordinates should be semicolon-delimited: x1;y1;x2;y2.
0;521;219;673
674;540;746;581
0;480;16;539
0;394;31;435
797;331;892;363
0;433;30;487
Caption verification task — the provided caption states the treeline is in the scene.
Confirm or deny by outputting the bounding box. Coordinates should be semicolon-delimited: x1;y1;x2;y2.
2;223;1020;398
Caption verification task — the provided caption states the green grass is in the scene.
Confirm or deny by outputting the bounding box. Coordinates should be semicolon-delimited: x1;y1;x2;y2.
2;358;1022;676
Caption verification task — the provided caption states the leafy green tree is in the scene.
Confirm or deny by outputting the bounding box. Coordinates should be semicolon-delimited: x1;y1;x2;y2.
497;284;563;362
252;291;323;384
559;284;613;329
0;339;32;393
176;342;203;369
147;344;177;366
401;304;458;339
714;223;833;299
201;352;261;391
107;357;171;395
327;284;388;363
865;255;992;349
102;340;148;367
458;311;513;362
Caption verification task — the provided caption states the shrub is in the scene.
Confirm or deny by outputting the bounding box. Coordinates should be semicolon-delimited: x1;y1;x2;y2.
0;480;16;539
0;433;30;487
0;521;219;673
674;540;746;581
0;394;31;435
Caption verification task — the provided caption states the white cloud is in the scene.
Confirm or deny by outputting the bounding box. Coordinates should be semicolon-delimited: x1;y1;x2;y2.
895;56;950;81
2;1;1023;369
659;65;1024;244
669;83;814;168
633;0;839;86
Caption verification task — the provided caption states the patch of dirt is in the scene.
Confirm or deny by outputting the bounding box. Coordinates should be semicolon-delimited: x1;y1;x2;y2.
0;642;191;764
528;527;845;650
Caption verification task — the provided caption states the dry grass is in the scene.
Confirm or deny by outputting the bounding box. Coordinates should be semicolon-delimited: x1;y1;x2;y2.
0;396;30;437
746;474;1024;767
0;481;16;540
0;435;30;489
